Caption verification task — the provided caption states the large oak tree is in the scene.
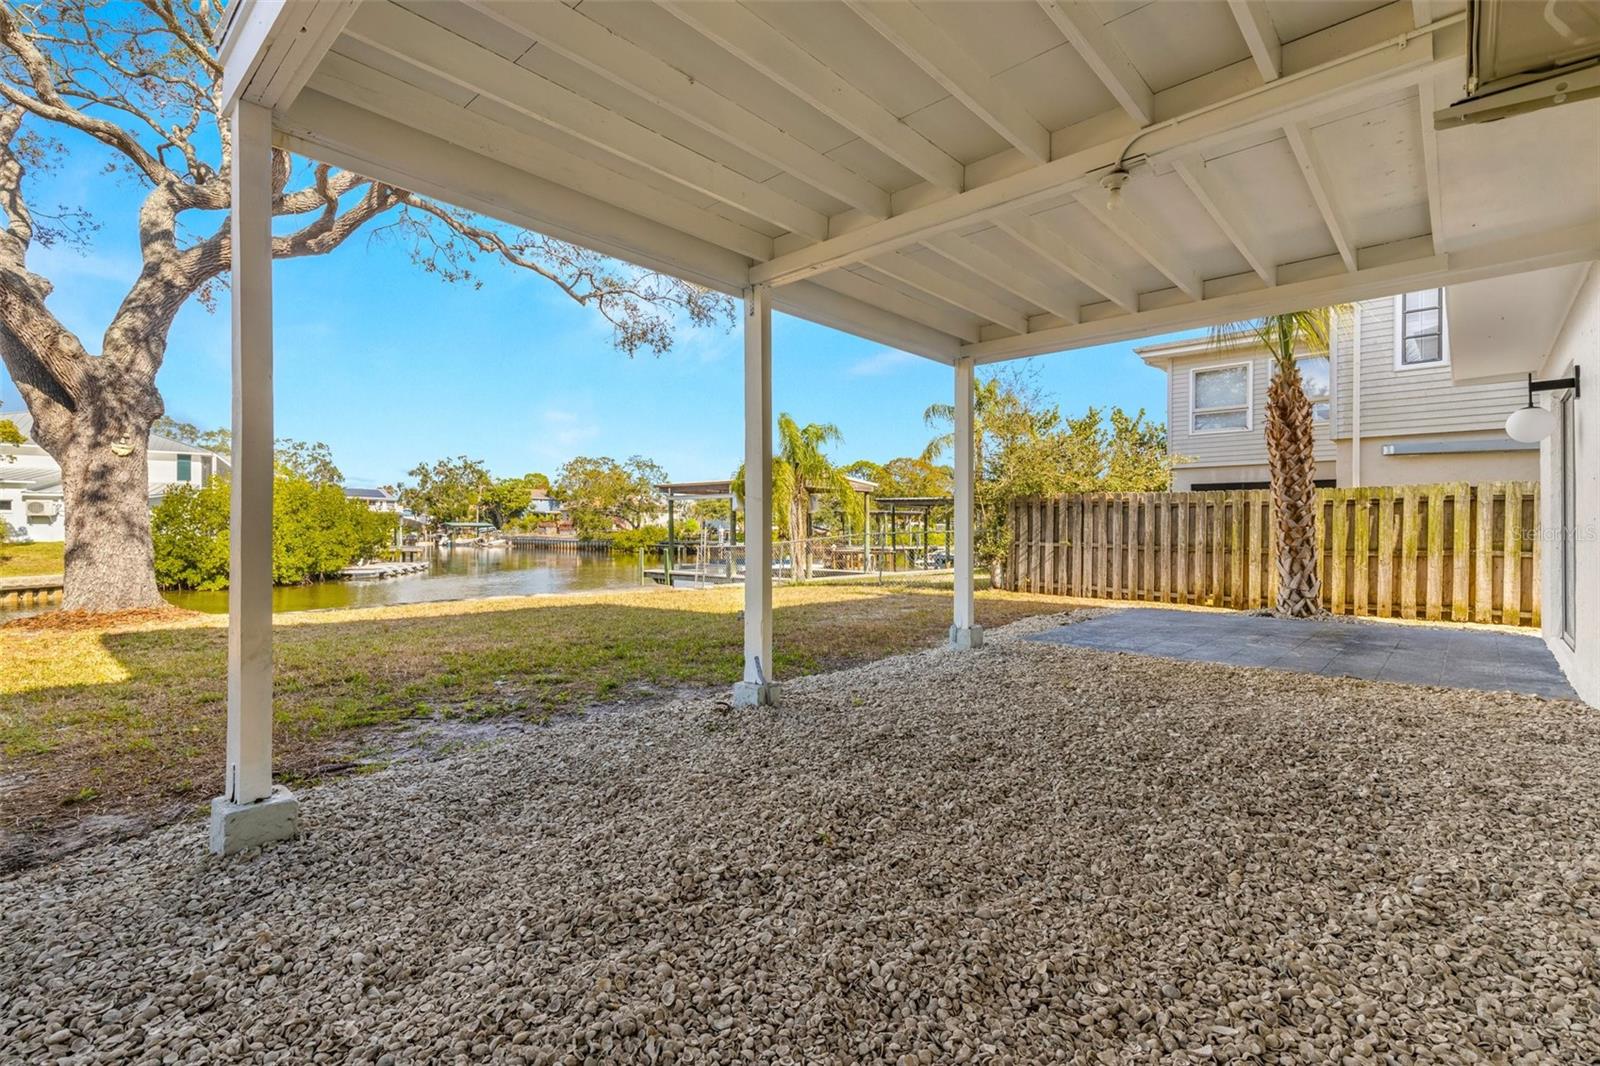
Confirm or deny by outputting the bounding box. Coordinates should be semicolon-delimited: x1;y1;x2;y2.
0;1;729;610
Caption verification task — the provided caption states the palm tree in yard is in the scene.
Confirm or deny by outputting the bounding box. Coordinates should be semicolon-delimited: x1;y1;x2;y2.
1214;309;1342;618
734;414;860;581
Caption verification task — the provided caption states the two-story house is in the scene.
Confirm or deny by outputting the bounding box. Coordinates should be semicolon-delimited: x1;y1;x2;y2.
1139;291;1538;491
0;409;228;542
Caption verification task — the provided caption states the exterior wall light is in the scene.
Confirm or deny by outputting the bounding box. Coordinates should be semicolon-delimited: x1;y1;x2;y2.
1505;366;1579;443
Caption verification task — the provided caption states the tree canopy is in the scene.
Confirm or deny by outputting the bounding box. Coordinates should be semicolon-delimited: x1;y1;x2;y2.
554;455;666;539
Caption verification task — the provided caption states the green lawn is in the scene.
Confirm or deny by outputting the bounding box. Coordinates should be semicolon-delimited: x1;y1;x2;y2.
0;582;1068;864
0;541;64;578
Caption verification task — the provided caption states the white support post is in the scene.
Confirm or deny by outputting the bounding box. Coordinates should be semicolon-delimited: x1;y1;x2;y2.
951;356;983;649
211;99;298;855
734;284;777;706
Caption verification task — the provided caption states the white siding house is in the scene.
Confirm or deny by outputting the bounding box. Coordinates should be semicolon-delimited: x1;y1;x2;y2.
1139;293;1539;490
0;410;228;543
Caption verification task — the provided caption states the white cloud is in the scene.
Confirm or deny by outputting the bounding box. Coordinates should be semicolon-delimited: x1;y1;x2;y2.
846;348;918;377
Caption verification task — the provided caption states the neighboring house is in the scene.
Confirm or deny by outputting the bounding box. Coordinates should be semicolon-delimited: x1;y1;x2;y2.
0;410;229;543
526;487;562;516
342;486;401;513
1138;291;1538;491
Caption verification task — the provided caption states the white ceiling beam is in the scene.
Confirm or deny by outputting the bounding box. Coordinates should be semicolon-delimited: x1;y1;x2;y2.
995;216;1138;313
1173;155;1277;285
1417;81;1445;251
1227;0;1282;82
966;222;1600;363
924;233;1078;323
1072;189;1203;300
311;54;774;262
870;253;1030;334
218;0;359;114
661;1;964;192
749;28;1444;285
278;90;753;295
1411;0;1433;28
816;268;984;343
776;280;963;361
347;3;828;240
1284;121;1358;271
844;0;1050;164
1036;0;1153;126
470;0;891;219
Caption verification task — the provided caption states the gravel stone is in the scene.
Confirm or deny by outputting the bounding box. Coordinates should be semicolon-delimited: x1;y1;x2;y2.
3;611;1597;1063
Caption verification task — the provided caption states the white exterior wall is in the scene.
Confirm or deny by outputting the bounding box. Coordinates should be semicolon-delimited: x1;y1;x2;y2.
1539;264;1599;706
0;445;215;543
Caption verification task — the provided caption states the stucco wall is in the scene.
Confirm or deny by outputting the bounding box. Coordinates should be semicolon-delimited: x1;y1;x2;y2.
1334;433;1539;487
1539;263;1599;706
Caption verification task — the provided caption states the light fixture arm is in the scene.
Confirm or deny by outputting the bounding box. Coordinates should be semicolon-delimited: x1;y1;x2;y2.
1527;365;1580;403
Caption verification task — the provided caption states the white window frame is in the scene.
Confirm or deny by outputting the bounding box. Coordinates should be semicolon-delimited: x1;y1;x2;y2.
1189;360;1253;435
1393;290;1449;371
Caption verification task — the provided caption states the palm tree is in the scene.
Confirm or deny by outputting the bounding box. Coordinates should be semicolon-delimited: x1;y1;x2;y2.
733;414;861;581
1212;308;1342;617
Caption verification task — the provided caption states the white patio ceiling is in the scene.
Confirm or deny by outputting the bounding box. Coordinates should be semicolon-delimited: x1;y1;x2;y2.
222;0;1600;365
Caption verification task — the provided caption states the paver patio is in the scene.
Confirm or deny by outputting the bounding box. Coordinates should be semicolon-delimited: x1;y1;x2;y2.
1028;608;1577;699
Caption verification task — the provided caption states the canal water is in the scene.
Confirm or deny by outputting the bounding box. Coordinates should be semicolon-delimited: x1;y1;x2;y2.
157;546;648;615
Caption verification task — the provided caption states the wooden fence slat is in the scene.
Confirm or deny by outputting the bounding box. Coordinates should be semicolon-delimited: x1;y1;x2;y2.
1475;483;1496;624
1246;494;1262;609
1503;482;1523;626
1376;487;1396;618
1209;497;1224;607
1109;497;1122;600
1352;491;1371;616
1329;490;1348;615
1313;493;1327;610
1523;483;1536;627
1451;482;1471;622
1400;488;1419;620
1425;485;1445;621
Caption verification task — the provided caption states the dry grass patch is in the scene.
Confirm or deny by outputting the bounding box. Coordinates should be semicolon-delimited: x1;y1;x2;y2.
0;582;1065;869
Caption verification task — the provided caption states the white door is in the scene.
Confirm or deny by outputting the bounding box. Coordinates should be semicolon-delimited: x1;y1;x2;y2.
1560;392;1577;647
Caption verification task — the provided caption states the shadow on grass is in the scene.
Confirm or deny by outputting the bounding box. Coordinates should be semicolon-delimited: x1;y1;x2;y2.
0;584;1067;871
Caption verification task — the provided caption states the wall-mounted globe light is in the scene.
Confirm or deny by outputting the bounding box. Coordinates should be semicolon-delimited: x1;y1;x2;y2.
1505;366;1579;443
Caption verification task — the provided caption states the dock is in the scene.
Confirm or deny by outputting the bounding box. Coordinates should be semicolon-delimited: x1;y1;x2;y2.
338;561;430;580
0;573;64;608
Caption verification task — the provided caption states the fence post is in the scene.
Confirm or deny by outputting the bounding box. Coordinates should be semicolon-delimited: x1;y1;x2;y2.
1425;485;1445;621
1475;483;1496;623
1400;489;1420;620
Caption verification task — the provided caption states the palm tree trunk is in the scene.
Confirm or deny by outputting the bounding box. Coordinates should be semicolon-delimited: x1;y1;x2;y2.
1264;368;1322;617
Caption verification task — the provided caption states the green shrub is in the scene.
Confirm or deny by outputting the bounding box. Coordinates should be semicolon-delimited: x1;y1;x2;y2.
151;471;398;590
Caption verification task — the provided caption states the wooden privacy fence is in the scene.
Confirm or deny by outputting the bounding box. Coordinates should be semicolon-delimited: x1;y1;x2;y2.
1007;482;1541;626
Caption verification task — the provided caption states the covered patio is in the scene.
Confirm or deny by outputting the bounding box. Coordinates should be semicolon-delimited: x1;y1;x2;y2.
211;0;1598;851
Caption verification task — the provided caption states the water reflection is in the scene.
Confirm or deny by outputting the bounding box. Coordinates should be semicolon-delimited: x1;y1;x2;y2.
162;546;649;615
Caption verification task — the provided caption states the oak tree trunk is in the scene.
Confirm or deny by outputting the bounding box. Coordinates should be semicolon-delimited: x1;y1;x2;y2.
56;408;165;612
1265;365;1323;617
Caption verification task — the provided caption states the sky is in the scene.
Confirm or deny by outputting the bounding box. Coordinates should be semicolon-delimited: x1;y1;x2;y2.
2;127;1193;491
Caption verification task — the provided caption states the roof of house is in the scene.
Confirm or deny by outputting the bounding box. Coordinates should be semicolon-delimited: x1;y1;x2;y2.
343;485;397;501
0;409;219;455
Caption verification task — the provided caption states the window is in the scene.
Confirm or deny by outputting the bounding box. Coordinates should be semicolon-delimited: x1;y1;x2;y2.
1397;289;1446;367
1191;362;1251;432
176;454;192;482
0;498;10;510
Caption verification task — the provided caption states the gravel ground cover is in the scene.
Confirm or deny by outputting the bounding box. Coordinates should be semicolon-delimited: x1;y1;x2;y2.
4;611;1599;1065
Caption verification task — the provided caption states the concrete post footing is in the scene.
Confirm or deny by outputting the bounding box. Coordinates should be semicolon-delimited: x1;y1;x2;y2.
949;625;985;650
210;785;299;856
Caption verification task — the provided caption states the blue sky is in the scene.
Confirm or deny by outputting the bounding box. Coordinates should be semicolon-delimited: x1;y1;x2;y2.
3;129;1189;490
